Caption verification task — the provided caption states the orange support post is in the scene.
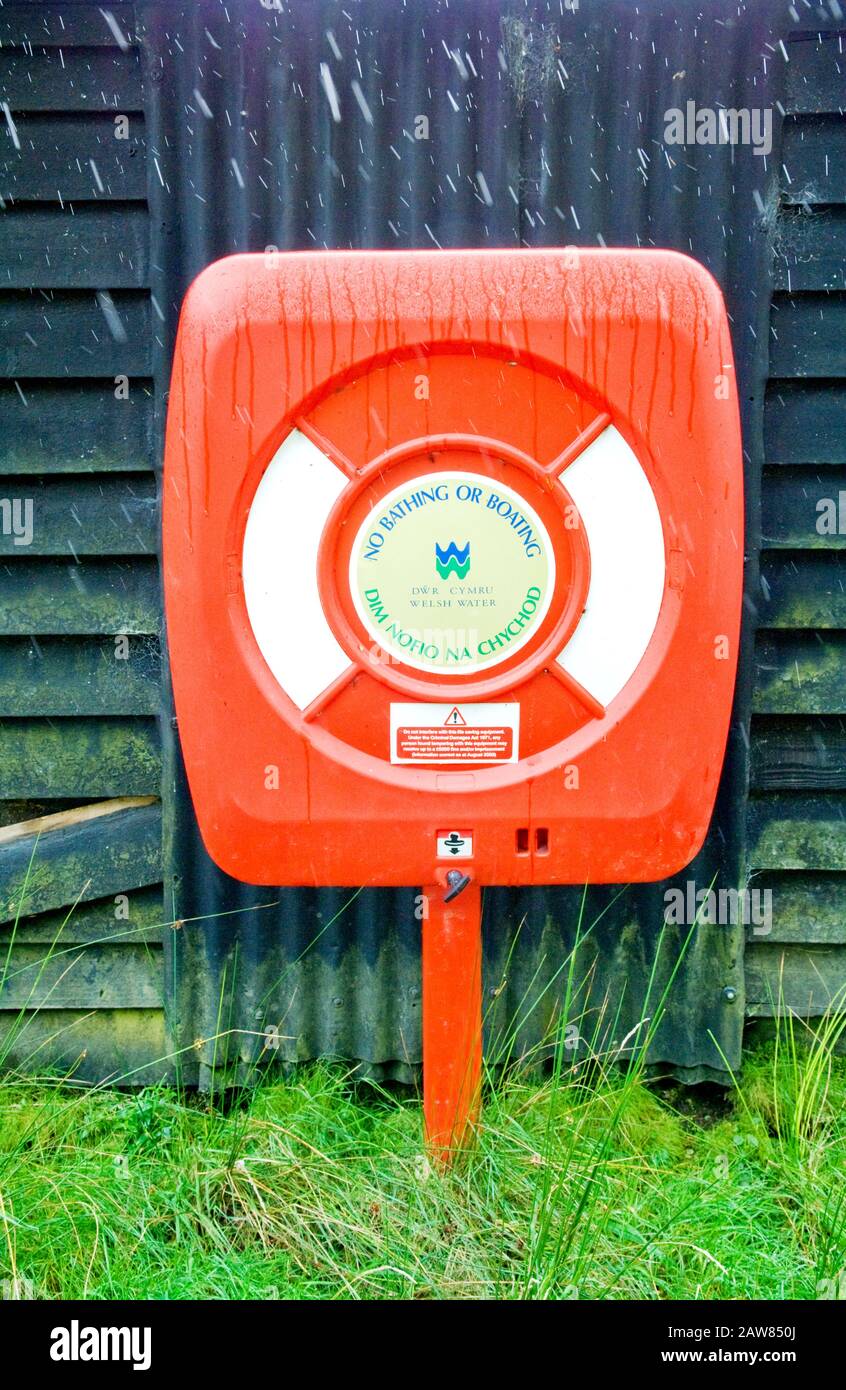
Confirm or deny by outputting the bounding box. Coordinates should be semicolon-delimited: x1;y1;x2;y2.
422;875;483;1162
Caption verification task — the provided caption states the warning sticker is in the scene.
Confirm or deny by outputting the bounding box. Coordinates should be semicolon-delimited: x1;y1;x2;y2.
390;703;519;765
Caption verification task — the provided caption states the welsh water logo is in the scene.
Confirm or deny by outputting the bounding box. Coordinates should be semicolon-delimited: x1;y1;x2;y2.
435;540;470;579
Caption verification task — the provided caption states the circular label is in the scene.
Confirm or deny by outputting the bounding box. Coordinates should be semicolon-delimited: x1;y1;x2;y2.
349;470;555;674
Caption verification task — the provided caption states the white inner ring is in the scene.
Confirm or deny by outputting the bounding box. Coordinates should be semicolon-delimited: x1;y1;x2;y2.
555;424;666;707
242;429;350;710
242;423;666;717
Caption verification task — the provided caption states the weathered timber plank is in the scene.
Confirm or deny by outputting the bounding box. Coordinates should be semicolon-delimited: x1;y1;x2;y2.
748;794;846;870
745;943;846;1016
751;716;846;791
0;557;160;635
0;473;157;555
0;796;161;924
765;383;846;465
774;208;846;291
0;112;145;200
0;203;149;289
0;717;161;798
0;5;136;48
757;552;846;629
0;290;150;377
0;942;162;1009
769;293;846;378
0;884;165;945
781;115;846;205
761;467;846;548
0;1009;169;1086
0;635;160;715
753;632;846;713
0;379;153;473
748;872;846;944
785;34;846;115
0;45;142;110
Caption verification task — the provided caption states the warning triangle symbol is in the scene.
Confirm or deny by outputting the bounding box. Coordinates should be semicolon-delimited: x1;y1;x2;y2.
445;706;466;726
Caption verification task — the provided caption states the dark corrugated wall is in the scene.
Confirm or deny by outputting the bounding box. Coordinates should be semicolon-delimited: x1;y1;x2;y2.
138;0;785;1087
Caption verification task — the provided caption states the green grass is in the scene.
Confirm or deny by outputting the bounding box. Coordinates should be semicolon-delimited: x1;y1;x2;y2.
2;860;844;1300
1;1033;845;1300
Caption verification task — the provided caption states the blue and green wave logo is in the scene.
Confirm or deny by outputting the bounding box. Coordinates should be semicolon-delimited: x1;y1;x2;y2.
435;540;470;580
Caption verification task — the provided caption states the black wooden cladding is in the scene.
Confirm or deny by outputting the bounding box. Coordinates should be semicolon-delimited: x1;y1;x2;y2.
746;23;846;1019
781;116;846;205
770;293;846;376
758;551;846;627
754;632;846;713
0;112;146;200
1;798;162;924
0;717;161;798
1;942;160;1008
746;942;846;1017
0;380;153;472
0;475;156;554
762;468;846;546
774;208;846;290
0;46;143;109
751;717;846;792
0;203;149;287
748;873;846;944
0;291;151;375
0;884;162;944
784;31;846;114
0;4;136;45
0;557;159;634
765;382;846;463
0;1;162;1069
0;0;845;1082
747;796;846;871
0;636;160;715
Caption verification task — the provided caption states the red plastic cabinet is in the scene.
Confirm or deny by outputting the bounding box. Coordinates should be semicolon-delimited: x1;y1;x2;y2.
163;248;743;888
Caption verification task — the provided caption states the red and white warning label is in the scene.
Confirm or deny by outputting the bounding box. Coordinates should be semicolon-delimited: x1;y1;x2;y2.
390;703;519;765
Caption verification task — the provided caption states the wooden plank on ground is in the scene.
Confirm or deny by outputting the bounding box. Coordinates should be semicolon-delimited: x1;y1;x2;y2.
0;796;161;924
